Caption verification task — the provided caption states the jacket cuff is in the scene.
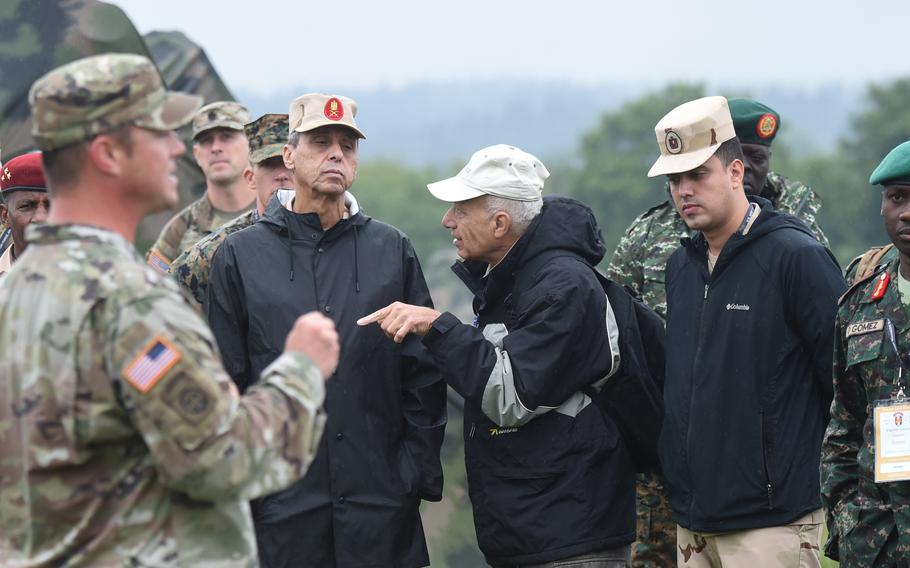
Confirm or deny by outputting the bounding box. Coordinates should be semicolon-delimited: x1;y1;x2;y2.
422;312;461;347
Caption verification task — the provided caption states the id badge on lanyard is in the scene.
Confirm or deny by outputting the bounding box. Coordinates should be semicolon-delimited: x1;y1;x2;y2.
873;318;910;482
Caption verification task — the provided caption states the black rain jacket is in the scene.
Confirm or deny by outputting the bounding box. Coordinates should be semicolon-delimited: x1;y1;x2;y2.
206;195;446;568
422;196;636;566
661;196;845;533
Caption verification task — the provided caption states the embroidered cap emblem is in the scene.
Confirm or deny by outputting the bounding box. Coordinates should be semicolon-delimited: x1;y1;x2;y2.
324;97;344;121
665;131;683;155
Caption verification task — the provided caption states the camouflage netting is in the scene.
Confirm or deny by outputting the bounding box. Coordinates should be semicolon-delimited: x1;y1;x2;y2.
0;0;234;251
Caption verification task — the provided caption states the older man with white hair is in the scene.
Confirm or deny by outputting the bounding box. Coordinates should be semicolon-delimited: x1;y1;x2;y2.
361;144;637;567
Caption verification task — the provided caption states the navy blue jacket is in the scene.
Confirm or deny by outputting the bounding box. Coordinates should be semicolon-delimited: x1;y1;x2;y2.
423;196;636;566
661;197;845;532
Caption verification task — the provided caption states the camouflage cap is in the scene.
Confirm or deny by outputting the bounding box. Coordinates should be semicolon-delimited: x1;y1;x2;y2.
245;114;289;164
289;93;365;139
192;101;250;140
29;54;202;151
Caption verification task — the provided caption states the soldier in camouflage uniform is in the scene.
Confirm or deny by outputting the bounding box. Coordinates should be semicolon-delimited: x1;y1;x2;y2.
171;113;293;304
0;53;340;567
146;101;256;273
821;140;910;565
608;98;831;568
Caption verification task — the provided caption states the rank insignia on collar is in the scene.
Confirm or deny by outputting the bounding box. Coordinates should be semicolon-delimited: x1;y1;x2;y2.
757;113;778;139
324;97;344;121
871;271;890;301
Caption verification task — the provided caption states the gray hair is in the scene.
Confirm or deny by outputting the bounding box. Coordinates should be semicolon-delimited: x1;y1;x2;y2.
484;195;542;233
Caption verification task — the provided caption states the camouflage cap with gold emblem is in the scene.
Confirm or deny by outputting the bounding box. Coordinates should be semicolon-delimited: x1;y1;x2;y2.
192;101;250;140
245;113;289;164
729;98;780;147
648;96;736;177
289;93;365;139
29;53;202;151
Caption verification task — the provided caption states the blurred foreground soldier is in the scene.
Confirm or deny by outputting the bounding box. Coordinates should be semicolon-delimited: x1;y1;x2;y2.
821;140;910;565
171;113;293;303
651;96;844;567
0;152;50;276
0;53;338;566
360;145;638;567
729;98;829;246
206;93;446;568
147;100;255;273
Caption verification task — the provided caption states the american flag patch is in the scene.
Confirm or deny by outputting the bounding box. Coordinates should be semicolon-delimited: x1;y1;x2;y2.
147;250;171;275
123;336;182;393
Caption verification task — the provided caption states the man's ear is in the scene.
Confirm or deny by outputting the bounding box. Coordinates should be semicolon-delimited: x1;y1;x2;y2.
492;211;512;238
283;144;295;170
243;165;255;190
87;134;127;176
0;203;9;228
729;158;745;190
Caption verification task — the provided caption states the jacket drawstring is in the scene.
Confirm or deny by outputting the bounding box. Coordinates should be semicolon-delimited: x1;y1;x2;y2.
353;224;361;293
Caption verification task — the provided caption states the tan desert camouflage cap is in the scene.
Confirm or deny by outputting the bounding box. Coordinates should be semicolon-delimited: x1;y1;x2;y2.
289;93;365;139
191;101;250;140
647;96;736;177
245;113;289;163
29;53;202;151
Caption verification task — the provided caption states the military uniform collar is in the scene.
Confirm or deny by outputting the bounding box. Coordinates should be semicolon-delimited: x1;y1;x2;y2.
25;223;137;256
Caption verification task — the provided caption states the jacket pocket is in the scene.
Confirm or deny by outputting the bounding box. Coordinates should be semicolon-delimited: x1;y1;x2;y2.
846;330;883;368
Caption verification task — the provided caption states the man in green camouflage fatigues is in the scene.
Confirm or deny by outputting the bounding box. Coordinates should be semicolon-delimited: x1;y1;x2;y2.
821;140;910;565
0;53;338;567
146;101;256;273
171;113;292;304
608;98;830;568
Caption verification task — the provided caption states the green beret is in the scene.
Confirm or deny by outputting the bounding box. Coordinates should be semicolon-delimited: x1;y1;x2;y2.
870;140;910;186
729;98;780;146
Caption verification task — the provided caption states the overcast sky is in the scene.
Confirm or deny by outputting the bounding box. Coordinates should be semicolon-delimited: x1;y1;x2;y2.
112;0;907;95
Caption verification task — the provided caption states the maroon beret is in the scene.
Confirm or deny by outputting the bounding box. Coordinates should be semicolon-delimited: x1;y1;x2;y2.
1;152;47;194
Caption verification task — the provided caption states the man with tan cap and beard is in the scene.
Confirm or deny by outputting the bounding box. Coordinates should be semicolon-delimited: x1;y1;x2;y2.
652;96;844;567
206;93;446;568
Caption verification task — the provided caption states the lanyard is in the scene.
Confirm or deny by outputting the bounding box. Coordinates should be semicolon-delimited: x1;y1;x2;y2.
885;318;908;400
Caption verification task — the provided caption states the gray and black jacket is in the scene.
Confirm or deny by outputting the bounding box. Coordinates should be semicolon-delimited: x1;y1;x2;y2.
423;196;636;566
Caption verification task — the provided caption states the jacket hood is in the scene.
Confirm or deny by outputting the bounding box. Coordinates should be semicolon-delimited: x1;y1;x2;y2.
453;195;607;297
260;191;365;236
686;195;814;257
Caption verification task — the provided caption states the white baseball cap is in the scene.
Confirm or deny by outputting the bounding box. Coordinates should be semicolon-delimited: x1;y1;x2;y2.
647;96;736;177
427;144;549;203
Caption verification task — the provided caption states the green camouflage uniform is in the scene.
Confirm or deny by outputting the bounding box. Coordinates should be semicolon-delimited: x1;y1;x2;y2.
608;172;829;568
821;258;910;565
147;193;255;272
765;171;829;247
169;112;289;304
0;224;327;566
171;209;257;304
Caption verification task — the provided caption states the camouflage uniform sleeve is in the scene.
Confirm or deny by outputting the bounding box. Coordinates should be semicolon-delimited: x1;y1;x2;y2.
607;216;646;297
170;233;220;305
147;210;191;274
820;307;866;558
782;176;830;248
105;284;325;501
